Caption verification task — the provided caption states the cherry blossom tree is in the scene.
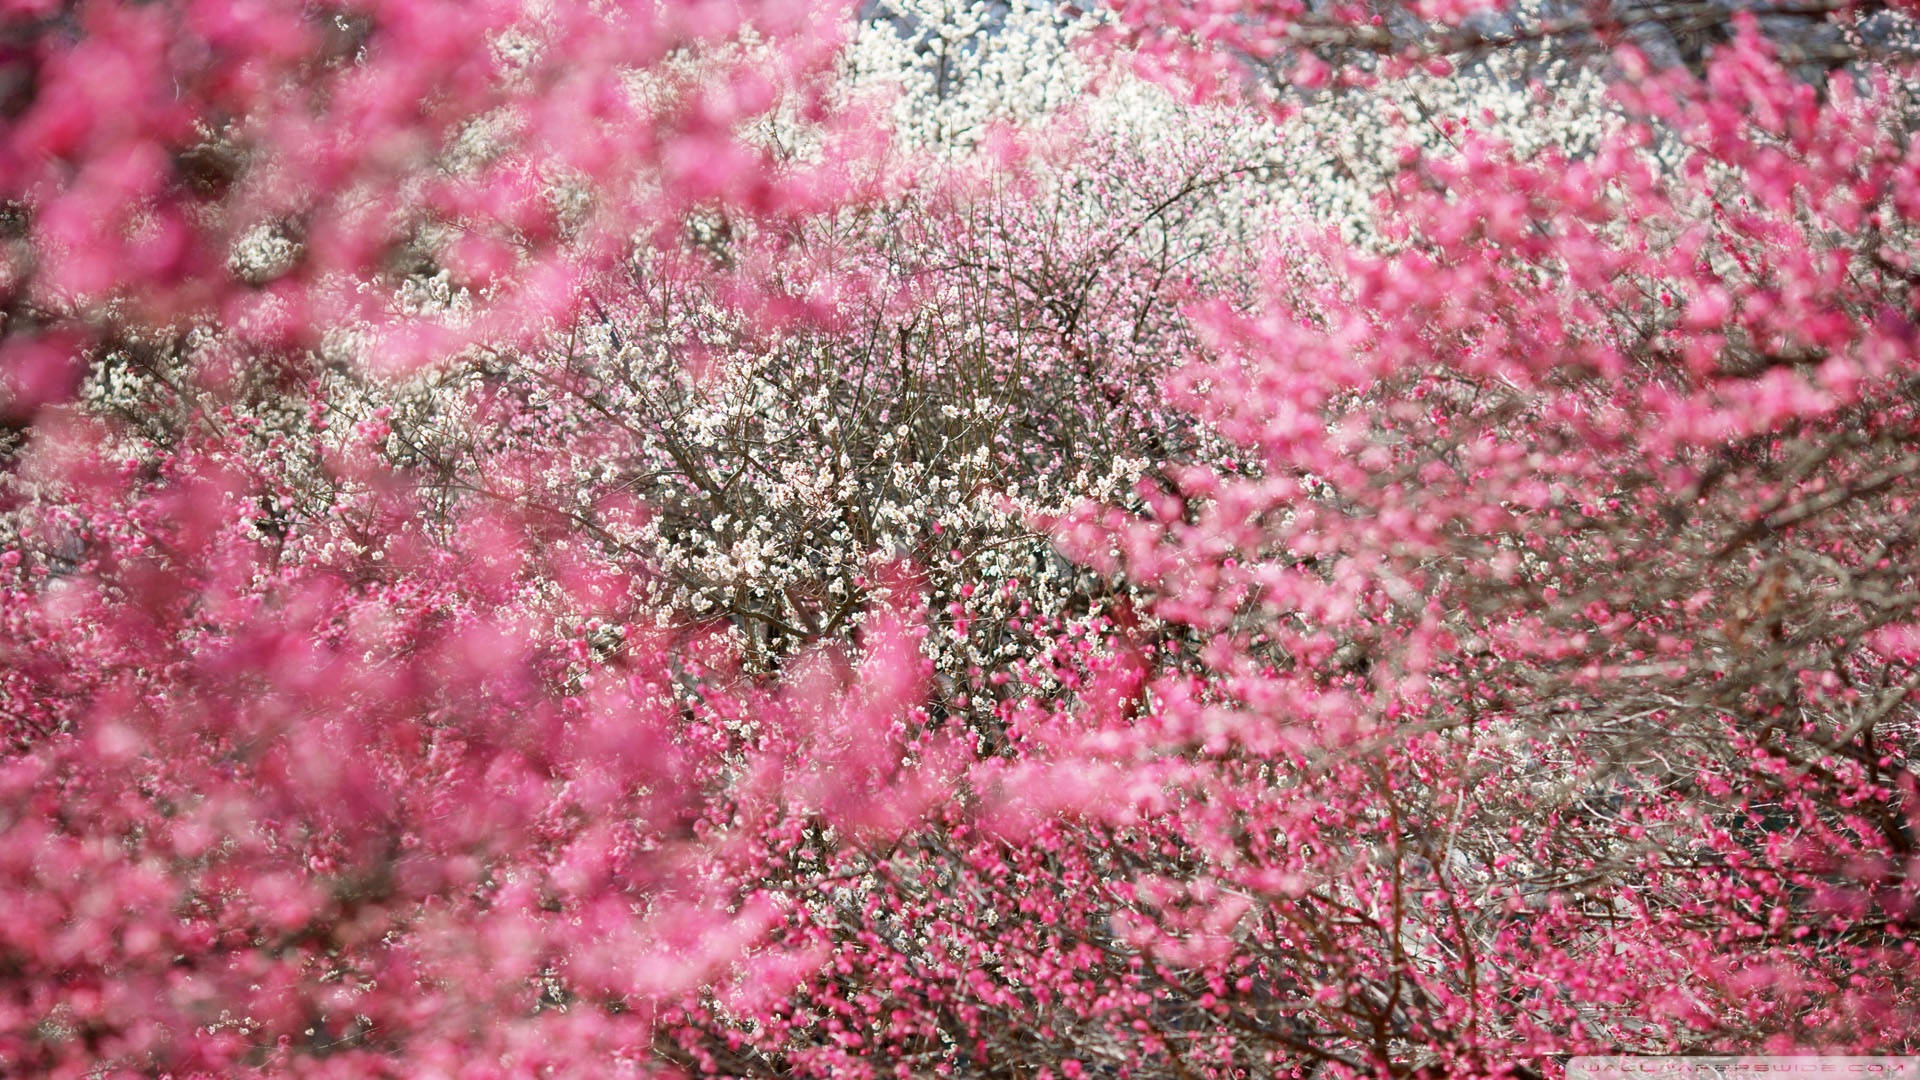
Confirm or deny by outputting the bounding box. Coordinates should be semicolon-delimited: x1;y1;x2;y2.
0;1;943;1074
0;0;873;430
5;0;1920;1076
653;6;1920;1079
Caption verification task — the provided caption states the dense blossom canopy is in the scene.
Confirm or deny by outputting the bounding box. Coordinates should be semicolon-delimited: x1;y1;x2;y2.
2;0;1918;1077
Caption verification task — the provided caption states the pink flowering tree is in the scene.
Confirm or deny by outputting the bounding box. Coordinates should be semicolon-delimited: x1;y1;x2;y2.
0;0;955;1074
6;0;1920;1076
647;10;1920;1080
0;0;871;426
0;417;964;1074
